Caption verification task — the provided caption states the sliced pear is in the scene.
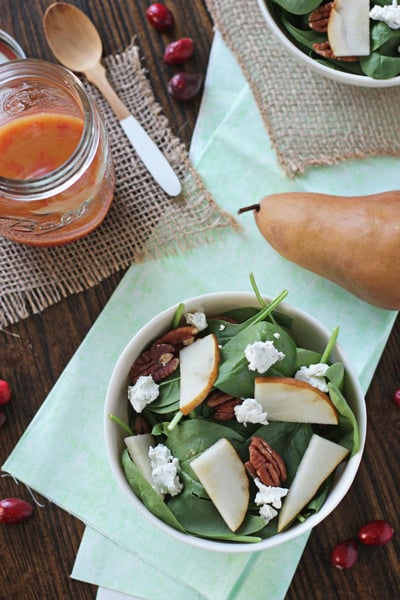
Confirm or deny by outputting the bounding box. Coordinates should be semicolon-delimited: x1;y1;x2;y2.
327;0;370;57
278;434;350;532
124;433;155;487
179;333;219;415
190;437;249;532
254;377;338;425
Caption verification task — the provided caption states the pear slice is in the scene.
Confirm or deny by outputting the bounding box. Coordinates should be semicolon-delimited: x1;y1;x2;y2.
179;333;220;415
190;438;249;532
278;434;350;532
254;377;339;425
327;0;370;57
124;433;155;487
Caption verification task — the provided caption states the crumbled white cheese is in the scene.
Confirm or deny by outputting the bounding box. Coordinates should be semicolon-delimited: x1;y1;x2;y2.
244;340;285;373
128;375;159;413
219;323;226;331
185;311;208;332
259;503;278;524
370;0;400;29
254;478;289;524
234;398;269;426
273;332;281;339
294;363;329;393
148;444;183;496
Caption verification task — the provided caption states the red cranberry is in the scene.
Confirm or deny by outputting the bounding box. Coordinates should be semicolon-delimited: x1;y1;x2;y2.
0;379;11;405
146;3;174;31
330;539;358;569
0;498;33;524
0;410;6;427
163;38;194;65
358;520;394;546
393;388;400;407
167;72;203;102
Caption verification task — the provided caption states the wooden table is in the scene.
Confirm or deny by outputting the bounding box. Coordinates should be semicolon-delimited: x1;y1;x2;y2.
1;1;399;598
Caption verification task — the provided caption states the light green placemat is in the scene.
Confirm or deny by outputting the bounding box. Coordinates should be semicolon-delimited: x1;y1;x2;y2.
3;33;398;600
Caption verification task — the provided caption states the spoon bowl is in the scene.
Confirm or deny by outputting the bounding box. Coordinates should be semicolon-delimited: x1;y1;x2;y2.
43;2;182;196
44;3;102;73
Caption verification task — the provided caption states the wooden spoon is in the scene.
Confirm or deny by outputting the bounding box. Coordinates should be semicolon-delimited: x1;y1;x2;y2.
43;2;181;197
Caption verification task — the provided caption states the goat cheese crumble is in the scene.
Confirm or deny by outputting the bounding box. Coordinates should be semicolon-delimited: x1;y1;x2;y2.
234;398;269;426
370;0;400;29
254;478;289;524
128;375;160;413
245;340;285;373
294;363;329;393
185;311;208;332
148;444;183;496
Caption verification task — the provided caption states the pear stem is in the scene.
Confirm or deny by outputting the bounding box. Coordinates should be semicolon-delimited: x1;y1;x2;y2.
237;203;260;214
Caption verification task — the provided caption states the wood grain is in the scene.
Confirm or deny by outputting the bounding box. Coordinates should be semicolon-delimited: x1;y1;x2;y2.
0;2;399;599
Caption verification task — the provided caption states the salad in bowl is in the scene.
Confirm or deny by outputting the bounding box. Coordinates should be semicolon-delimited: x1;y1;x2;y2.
258;0;400;86
105;279;366;552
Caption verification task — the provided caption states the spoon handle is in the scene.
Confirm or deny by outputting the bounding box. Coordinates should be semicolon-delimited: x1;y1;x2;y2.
120;116;182;197
84;65;182;197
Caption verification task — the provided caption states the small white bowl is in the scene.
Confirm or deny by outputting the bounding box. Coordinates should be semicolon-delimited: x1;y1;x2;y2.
257;0;400;88
104;291;366;553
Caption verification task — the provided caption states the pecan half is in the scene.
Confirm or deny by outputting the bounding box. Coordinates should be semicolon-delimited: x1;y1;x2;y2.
129;343;179;384
133;414;152;435
245;436;287;487
206;391;242;421
312;41;358;62
154;325;198;349
308;2;333;32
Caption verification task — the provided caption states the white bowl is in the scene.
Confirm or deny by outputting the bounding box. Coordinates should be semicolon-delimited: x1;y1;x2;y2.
257;0;400;88
105;291;366;553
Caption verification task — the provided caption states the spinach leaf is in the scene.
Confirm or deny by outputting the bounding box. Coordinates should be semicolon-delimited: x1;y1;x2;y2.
326;383;361;455
295;348;321;369
325;362;345;390
167;491;265;541
166;418;245;478
215;322;297;398
360;52;400;79
371;22;400;52
121;449;185;532
271;0;322;15
146;376;180;414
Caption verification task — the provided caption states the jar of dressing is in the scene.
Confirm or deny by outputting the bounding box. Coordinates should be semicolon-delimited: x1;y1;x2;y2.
0;59;114;246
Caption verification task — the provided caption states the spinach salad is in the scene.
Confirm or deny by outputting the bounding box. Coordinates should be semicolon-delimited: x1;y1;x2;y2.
117;287;360;543
266;0;400;79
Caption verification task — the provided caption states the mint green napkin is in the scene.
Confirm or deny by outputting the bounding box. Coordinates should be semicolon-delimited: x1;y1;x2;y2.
3;33;398;600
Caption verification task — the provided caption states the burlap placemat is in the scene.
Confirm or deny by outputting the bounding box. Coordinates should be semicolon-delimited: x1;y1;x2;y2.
206;0;400;176
0;43;238;328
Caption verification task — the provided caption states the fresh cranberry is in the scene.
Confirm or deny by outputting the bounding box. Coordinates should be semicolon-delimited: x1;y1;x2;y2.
167;72;203;102
393;388;400;407
0;410;6;427
0;498;33;524
146;3;174;31
358;520;394;546
0;379;11;405
163;38;194;65
330;539;359;569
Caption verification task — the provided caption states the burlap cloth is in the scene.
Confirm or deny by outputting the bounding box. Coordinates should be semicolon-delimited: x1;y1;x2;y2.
0;43;239;328
206;0;400;176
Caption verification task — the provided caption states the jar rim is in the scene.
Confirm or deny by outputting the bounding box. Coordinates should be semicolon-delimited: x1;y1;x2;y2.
0;59;99;200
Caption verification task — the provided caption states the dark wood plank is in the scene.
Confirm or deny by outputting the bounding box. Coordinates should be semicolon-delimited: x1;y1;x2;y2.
0;2;399;599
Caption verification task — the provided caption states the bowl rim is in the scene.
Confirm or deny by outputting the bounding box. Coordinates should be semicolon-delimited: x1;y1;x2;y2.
257;0;400;88
104;291;367;553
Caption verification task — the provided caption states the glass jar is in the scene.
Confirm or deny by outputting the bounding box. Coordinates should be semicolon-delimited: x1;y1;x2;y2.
0;59;114;246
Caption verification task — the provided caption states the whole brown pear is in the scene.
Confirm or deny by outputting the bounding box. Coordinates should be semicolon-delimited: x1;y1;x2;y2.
241;191;400;310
